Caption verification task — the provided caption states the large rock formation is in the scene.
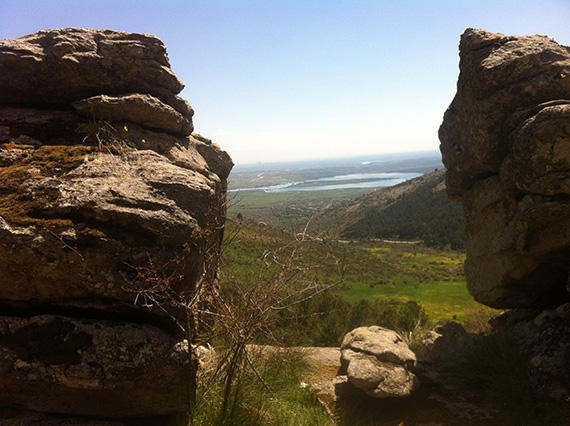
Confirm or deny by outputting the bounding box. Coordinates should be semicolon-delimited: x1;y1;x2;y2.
439;28;570;309
0;28;232;424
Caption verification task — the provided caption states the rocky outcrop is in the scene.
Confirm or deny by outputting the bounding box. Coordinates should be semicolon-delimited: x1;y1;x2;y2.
491;305;570;400
340;326;419;398
439;28;570;309
440;28;570;402
72;94;193;135
0;28;192;118
0;28;232;424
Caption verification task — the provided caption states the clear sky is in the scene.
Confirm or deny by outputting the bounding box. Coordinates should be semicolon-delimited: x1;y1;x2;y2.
1;1;569;165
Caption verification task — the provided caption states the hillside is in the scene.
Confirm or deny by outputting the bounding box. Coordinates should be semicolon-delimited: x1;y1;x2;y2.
221;218;476;344
227;153;444;232
312;169;466;249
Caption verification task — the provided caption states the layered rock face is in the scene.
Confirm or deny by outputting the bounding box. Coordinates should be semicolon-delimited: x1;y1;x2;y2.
0;28;232;424
439;28;570;309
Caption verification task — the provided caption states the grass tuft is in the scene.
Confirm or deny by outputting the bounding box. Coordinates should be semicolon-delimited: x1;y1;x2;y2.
191;348;334;426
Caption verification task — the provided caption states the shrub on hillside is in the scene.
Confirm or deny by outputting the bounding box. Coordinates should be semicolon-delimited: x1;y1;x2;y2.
270;293;428;347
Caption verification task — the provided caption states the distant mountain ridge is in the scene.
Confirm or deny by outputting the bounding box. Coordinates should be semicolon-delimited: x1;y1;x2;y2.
313;169;466;249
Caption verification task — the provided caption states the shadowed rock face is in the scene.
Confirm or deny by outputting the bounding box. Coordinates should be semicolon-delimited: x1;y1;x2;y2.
439;28;570;309
0;28;233;423
0;316;191;417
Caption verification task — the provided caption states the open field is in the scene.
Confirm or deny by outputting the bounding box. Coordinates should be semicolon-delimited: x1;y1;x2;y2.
228;187;371;230
338;244;478;322
222;220;483;326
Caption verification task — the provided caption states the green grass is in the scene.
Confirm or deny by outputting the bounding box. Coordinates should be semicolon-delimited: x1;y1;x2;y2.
222;220;481;330
340;280;475;323
191;348;334;426
337;244;478;323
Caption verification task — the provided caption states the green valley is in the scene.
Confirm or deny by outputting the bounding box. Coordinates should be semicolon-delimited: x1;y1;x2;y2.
222;154;485;346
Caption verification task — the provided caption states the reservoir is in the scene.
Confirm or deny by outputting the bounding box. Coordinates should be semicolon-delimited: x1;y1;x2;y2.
230;172;422;193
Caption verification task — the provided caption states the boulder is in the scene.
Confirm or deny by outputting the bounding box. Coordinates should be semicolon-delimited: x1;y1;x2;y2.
0;142;225;323
422;321;480;363
439;29;570;308
440;28;570;200
340;326;419;398
492;306;570;399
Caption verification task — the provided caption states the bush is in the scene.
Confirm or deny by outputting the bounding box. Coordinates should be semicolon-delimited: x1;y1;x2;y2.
348;299;428;332
268;293;428;347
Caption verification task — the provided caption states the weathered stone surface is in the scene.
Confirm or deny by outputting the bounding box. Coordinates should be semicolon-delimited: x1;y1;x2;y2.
422;322;480;363
0;106;229;179
440;28;570;200
0;106;85;146
0;145;223;320
340;326;419;398
439;29;570;308
73;94;193;136
296;347;343;413
0;315;190;417
192;133;234;180
491;306;570;400
0;28;232;423
0;28;186;113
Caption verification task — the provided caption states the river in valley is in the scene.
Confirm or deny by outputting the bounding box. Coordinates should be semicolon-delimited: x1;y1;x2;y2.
229;172;422;193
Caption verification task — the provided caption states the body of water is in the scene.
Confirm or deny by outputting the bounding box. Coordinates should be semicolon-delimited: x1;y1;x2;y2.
230;172;422;193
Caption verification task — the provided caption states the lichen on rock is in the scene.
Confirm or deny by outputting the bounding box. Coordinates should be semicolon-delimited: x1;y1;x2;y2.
0;27;233;424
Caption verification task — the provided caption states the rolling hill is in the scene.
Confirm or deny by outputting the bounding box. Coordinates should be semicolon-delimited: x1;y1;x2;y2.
311;169;466;249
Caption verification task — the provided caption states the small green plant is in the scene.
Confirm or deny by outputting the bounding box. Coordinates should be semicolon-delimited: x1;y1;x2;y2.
79;117;137;157
93;121;136;155
192;348;334;426
193;222;343;425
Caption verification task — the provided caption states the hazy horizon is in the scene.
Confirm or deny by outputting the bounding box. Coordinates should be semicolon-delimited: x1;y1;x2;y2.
231;149;443;172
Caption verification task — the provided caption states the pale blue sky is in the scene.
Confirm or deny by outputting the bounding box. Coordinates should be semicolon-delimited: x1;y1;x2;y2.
1;1;569;165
